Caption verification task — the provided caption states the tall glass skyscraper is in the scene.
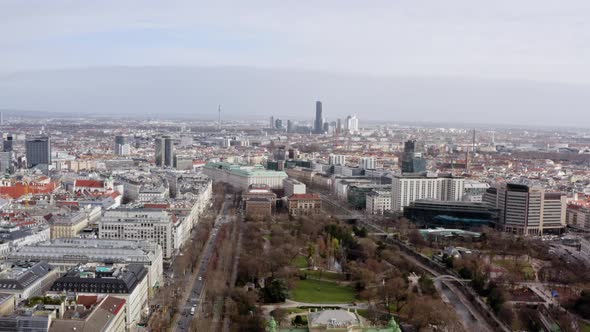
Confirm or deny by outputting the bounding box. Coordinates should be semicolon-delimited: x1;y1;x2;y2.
25;136;51;168
314;101;323;134
401;140;426;173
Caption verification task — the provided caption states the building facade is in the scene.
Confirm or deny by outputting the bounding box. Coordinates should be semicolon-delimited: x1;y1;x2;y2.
49;264;148;331
391;173;465;212
7;238;163;298
203;162;287;190
283;178;306;197
288;194;322;216
99;209;173;259
483;183;566;235
366;190;392;215
25;136;51;168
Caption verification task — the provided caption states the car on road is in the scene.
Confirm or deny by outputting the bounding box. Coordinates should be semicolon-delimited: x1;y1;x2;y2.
190;307;196;315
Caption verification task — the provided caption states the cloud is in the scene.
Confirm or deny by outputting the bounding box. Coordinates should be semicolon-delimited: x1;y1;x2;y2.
1;0;590;83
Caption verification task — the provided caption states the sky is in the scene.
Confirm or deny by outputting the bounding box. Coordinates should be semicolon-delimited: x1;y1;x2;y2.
1;1;590;126
2;0;590;83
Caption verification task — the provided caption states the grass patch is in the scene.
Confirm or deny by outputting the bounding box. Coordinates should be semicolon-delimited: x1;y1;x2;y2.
290;279;356;304
356;309;369;318
420;248;435;258
581;321;590;332
293;256;308;269
285;307;308;315
302;270;348;282
494;259;535;281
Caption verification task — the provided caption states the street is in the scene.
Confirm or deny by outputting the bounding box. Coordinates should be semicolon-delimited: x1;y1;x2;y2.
173;194;234;331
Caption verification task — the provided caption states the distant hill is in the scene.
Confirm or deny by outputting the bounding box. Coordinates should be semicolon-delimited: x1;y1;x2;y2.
1;66;589;127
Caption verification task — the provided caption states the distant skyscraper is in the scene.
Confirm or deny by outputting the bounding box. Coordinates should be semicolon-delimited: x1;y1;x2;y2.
155;136;175;167
345;115;359;134
114;135;131;156
0;152;12;174
336;119;342;134
270;116;275;129
275;119;283;129
0;112;3;126
314;101;323;134
287;120;294;133
25;136;51;168
401;140;426;173
3;134;13;152
164;136;175;167
154;137;165;166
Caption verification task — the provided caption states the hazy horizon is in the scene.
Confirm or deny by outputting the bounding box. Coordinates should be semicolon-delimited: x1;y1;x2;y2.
2;1;590;127
1;65;590;128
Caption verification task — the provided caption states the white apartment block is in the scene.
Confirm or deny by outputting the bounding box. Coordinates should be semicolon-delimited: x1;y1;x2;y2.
391;173;465;212
283;178;306;197
99;210;173;259
329;154;347;166
366;190;392;215
359;157;376;170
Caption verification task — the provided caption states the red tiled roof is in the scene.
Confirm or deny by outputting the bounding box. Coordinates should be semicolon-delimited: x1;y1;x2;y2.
289;194;321;200
75;180;104;188
99;296;125;315
0;182;58;199
77;295;99;309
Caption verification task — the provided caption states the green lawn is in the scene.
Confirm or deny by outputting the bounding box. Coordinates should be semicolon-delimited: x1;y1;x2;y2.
303;270;348;282
290;279;356;303
293;255;308;269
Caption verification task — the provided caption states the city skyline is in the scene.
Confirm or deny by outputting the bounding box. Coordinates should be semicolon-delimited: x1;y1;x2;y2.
2;2;590;332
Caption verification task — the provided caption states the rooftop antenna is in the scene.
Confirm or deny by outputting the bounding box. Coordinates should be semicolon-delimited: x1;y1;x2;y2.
217;104;222;130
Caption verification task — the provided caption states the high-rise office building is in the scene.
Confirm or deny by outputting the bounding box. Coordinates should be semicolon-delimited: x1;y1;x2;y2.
314;101;323;134
287;120;294;133
25;136;51;168
483;183;566;235
0;112;3;126
345;115;359;134
0;152;12;174
154;137;165;166
336;119;342;134
275;119;283;130
114;135;131;156
3;134;13;152
270;116;275;129
401;140;426;173
164;136;175;167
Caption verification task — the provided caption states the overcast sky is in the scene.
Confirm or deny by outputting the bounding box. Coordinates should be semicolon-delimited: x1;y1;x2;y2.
2;0;590;84
2;1;590;126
